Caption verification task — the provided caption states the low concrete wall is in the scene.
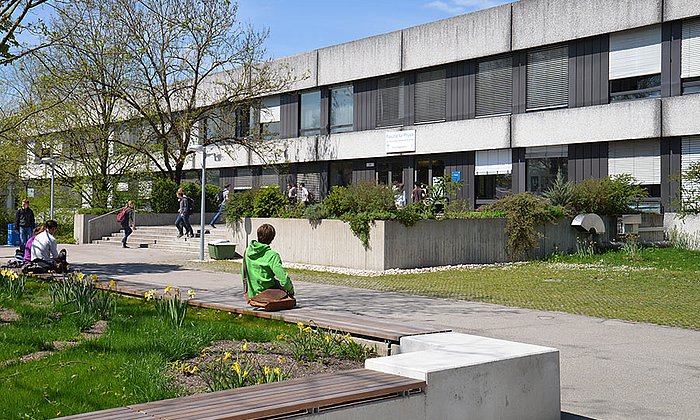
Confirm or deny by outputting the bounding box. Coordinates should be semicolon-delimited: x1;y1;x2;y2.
665;213;700;250
232;217;606;270
366;332;561;420
74;212;218;244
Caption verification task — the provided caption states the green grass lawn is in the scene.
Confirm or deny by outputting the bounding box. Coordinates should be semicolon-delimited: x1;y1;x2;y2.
0;281;296;419
196;247;700;329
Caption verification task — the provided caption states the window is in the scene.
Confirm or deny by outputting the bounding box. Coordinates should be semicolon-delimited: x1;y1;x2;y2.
476;175;512;201
526;45;569;111
476;55;512;117
259;96;280;140
377;161;404;185
235;168;253;190
682;18;700;95
525;146;568;194
416;159;445;187
608;139;660;188
681;136;700;207
330;162;353;188
377;76;405;127
300;90;321;136
609;25;661;102
330;85;353;133
414;68;446;123
475;149;512;202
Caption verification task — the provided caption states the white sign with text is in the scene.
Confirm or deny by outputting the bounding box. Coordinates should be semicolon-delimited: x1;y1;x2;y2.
385;130;416;153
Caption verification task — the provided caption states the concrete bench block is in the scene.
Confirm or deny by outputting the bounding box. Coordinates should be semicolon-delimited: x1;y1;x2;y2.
365;332;560;420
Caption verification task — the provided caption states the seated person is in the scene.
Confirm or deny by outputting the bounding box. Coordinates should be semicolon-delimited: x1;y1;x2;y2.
24;226;45;263
244;224;294;300
30;220;68;272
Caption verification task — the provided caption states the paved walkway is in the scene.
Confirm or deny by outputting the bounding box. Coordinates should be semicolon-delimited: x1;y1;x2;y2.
4;244;699;420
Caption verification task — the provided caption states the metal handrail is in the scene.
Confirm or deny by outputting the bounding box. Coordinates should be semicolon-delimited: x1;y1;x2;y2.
86;208;121;244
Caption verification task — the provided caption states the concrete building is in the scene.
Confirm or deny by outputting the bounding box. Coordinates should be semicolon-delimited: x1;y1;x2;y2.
24;0;700;216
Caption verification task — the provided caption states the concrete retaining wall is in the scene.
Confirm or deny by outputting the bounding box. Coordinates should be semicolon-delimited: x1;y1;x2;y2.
231;217;605;270
665;213;700;250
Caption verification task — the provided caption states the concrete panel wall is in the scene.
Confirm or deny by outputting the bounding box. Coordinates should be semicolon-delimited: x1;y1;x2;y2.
402;5;511;71
664;0;700;21
268;51;318;93
664;213;700;250
317;32;402;86
512;99;662;148
661;95;700;137
512;0;662;50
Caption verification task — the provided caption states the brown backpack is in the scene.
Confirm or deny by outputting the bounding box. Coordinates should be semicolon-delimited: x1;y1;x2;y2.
242;251;296;311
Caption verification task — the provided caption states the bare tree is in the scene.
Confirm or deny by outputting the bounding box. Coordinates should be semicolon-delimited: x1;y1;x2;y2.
0;0;52;65
98;0;293;184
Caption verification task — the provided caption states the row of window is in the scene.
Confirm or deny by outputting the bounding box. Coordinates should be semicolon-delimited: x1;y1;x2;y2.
250;18;700;140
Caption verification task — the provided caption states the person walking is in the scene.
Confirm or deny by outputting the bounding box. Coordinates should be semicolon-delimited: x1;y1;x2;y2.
298;183;309;207
286;183;297;206
14;198;35;253
119;200;136;248
175;188;194;238
411;182;425;203
210;184;230;228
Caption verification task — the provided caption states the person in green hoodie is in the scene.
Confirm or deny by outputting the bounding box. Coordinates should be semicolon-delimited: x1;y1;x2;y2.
244;224;295;299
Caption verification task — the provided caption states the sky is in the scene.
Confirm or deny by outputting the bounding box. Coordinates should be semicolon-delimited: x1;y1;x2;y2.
235;0;516;59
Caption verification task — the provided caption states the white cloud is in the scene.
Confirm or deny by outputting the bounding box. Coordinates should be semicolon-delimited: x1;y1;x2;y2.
425;0;514;15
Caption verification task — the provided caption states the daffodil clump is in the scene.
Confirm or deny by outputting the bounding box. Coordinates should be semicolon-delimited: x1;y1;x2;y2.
277;322;372;362
144;286;196;328
197;342;289;392
0;268;26;298
50;272;116;319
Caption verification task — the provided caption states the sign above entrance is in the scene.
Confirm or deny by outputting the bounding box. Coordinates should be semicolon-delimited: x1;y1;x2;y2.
385;130;416;154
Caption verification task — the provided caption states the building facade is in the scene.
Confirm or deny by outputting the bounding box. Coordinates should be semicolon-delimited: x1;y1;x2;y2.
184;0;700;212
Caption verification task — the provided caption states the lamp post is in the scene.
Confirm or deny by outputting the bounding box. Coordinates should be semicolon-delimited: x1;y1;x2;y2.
40;157;56;220
187;144;207;261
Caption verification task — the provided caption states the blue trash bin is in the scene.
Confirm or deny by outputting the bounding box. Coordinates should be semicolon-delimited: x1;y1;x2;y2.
7;223;20;246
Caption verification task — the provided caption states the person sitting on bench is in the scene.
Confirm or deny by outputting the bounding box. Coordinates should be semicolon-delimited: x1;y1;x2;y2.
30;220;68;273
243;224;295;302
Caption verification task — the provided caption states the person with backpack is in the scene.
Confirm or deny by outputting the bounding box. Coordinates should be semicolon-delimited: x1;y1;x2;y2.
209;184;230;229
175;188;194;238
117;200;135;248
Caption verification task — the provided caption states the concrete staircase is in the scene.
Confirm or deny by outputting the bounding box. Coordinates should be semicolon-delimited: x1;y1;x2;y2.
93;225;236;256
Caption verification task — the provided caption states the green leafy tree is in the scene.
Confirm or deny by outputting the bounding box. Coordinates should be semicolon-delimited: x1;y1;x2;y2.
544;171;575;213
570;175;647;215
150;177;178;213
253;185;286;217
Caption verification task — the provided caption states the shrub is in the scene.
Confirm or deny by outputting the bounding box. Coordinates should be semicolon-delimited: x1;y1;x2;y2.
570;175;648;215
544;171;575;212
303;203;328;222
151;178;179;213
323;186;352;217
676;161;700;216
481;193;563;259
253;186;287;217
350;182;395;214
225;189;256;226
205;184;221;212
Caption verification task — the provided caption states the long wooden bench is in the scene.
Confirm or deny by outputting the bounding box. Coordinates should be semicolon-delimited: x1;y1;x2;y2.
57;369;426;420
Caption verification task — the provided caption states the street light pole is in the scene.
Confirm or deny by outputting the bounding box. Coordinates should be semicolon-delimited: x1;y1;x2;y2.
41;157;56;220
187;145;207;262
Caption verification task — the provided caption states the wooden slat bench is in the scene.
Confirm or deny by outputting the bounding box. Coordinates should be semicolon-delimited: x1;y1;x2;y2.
56;369;426;420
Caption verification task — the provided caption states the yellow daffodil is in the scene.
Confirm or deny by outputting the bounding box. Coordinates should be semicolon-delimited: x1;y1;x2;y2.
174;288;181;295
223;352;231;361
277;356;285;364
303;326;312;333
231;361;241;374
273;367;281;375
90;274;98;282
188;289;196;299
296;321;304;330
109;280;116;288
324;335;331;344
215;357;221;362
263;366;271;375
144;289;156;300
164;285;172;295
242;370;249;379
277;334;286;340
77;273;85;281
242;342;248;351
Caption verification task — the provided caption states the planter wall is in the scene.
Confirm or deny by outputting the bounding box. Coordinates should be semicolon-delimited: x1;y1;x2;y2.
232;217;614;271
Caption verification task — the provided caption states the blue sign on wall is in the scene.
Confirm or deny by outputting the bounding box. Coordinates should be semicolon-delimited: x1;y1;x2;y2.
451;171;461;182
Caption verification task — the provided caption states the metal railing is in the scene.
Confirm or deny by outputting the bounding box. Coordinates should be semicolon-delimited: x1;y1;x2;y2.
86;208;121;244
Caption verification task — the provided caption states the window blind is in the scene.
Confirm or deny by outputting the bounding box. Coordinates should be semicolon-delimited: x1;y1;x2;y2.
682;136;700;203
260;96;280;123
377;76;405;127
476;56;513;117
682;18;700;79
414;69;446;123
260;168;279;187
608;139;660;185
526;45;569;110
235;168;253;189
609;25;661;80
525;145;568;159
475;149;512;175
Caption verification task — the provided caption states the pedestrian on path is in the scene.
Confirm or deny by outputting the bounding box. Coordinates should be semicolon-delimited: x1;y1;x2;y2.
175;188;194;238
14;198;35;252
210;184;230;228
119;200;136;248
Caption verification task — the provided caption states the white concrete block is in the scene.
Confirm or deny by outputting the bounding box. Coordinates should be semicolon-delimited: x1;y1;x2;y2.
301;393;425;420
664;0;700;21
366;332;561;420
268;51;318;93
